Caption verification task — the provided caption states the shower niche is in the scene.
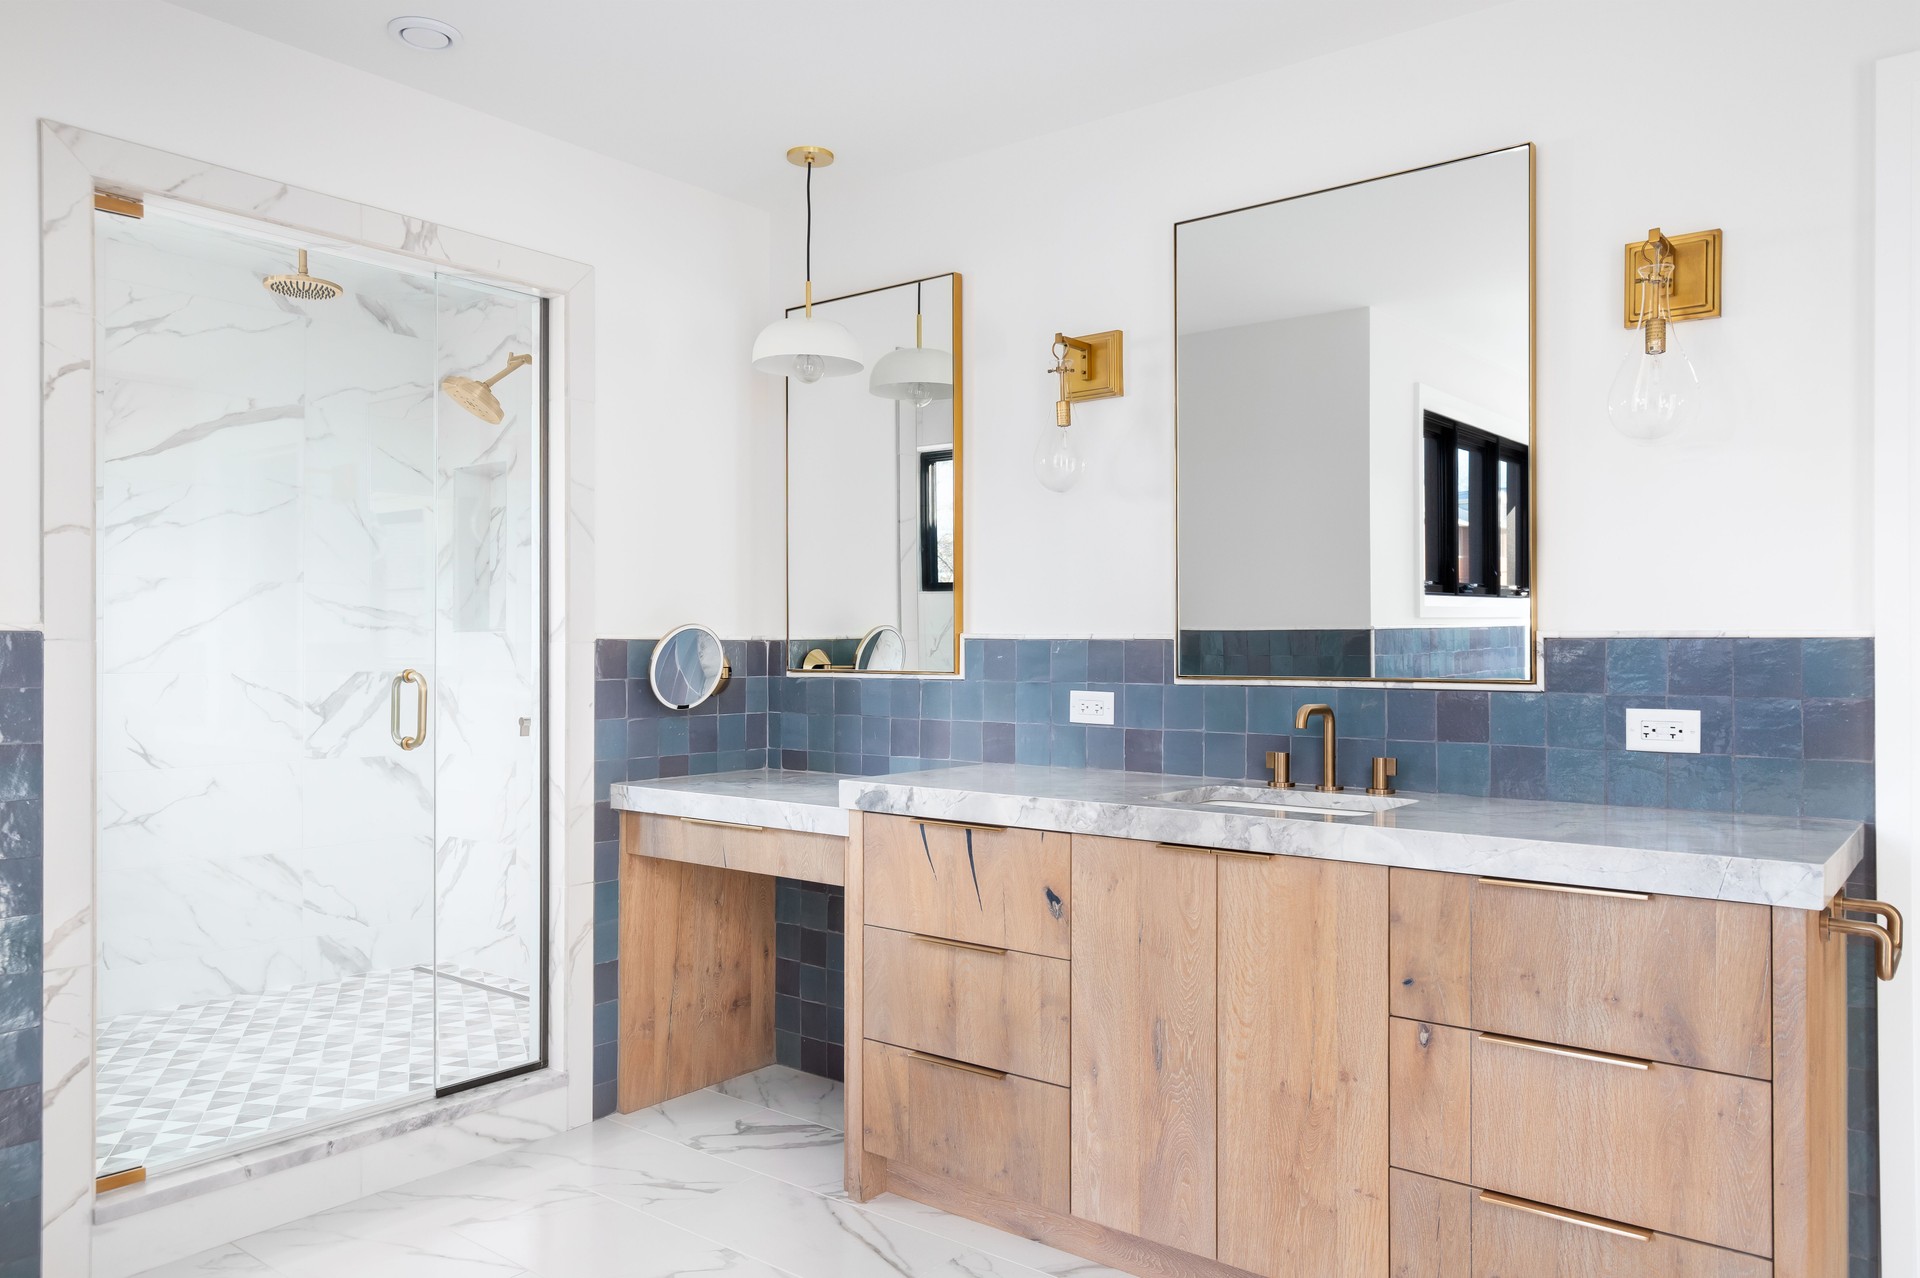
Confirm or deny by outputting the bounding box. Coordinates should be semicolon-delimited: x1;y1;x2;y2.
92;209;547;1178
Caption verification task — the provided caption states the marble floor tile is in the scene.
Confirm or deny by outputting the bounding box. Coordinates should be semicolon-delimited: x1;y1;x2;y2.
454;1193;798;1277
712;1063;845;1131
132;1072;1068;1278
608;1086;846;1195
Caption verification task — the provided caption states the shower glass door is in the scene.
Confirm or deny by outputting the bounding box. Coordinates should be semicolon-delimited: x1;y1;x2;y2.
93;210;543;1179
428;275;544;1090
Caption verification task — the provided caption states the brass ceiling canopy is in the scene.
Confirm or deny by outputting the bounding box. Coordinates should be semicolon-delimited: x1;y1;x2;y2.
786;146;835;168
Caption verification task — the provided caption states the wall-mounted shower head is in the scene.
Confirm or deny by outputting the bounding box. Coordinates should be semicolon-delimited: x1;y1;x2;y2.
262;249;343;302
441;353;532;424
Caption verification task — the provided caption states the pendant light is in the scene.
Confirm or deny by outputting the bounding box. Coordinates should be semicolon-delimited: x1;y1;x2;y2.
869;280;953;407
752;146;863;383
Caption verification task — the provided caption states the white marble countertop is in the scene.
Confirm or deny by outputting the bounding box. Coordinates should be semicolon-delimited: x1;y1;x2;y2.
838;764;1865;910
612;771;852;836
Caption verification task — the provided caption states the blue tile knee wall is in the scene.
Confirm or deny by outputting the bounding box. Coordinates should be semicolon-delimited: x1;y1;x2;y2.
0;631;42;1278
592;634;1881;1275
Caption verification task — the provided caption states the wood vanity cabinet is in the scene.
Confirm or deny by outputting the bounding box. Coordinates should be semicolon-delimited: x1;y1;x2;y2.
845;814;1849;1278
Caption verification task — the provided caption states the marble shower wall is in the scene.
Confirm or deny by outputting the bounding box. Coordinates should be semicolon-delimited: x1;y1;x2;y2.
94;214;541;1024
0;632;42;1278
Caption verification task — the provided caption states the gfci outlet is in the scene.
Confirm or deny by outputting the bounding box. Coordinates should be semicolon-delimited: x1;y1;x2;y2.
1069;690;1115;725
1625;707;1702;754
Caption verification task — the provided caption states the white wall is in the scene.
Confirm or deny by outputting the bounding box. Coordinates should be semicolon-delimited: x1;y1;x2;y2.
784;0;1920;639
1176;310;1372;630
0;0;774;639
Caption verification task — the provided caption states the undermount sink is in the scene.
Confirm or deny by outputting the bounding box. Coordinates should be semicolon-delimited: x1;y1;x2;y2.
1156;785;1417;818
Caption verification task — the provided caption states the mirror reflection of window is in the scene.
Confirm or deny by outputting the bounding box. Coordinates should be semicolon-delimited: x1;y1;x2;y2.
920;448;955;592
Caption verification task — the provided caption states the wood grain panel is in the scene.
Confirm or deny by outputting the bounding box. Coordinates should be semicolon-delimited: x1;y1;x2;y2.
865;925;1070;1085
862;1040;1070;1213
1070;836;1217;1257
616;846;775;1112
864;814;1071;957
1389;1169;1471;1278
1472;1189;1771;1278
1470;878;1771;1078
1471;1033;1772;1256
1217;854;1388;1277
1770;904;1848;1277
1390;1018;1471;1183
1390;869;1472;1025
631;811;846;885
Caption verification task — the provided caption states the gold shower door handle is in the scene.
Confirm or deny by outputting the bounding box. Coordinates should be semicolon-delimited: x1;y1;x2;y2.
390;669;428;751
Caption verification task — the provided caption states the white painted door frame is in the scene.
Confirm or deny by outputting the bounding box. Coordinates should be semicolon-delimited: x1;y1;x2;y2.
1874;47;1920;1278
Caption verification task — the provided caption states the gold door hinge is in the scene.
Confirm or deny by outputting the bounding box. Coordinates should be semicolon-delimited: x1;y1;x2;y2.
96;1165;146;1193
93;192;143;219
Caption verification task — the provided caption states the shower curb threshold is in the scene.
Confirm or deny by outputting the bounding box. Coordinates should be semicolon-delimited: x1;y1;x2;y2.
92;1068;567;1223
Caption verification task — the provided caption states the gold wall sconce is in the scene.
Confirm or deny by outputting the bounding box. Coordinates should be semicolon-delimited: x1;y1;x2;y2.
1608;227;1720;440
1037;329;1124;492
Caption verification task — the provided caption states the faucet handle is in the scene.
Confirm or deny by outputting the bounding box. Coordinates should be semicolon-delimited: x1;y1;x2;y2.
1266;751;1293;790
1368;756;1398;797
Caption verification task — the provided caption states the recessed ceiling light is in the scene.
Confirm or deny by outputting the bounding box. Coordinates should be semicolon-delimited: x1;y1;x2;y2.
387;16;460;51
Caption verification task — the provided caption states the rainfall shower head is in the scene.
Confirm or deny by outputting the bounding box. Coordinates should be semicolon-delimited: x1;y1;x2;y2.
262;249;343;302
441;353;532;424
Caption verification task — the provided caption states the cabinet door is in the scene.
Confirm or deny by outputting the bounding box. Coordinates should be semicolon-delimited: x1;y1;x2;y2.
1070;835;1217;1257
1218;854;1389;1277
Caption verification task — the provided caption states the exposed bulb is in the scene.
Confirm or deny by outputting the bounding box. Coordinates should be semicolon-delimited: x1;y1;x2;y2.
1609;246;1703;440
1607;344;1701;439
1034;422;1086;492
792;354;825;384
908;385;934;410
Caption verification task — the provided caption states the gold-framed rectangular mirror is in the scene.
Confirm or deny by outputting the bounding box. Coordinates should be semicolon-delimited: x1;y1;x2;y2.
1174;144;1535;683
786;272;962;674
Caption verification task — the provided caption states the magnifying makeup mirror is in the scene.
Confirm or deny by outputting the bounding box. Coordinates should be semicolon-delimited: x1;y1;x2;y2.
650;624;730;709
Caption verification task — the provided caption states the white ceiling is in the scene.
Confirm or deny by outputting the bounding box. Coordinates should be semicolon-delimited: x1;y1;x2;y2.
162;0;1504;207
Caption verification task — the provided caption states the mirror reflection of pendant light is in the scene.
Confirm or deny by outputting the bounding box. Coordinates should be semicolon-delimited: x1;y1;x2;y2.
752;146;863;383
869;280;953;408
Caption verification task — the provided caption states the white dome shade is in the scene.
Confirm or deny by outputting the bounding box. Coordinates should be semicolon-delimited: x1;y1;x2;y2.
751;314;864;380
869;345;954;401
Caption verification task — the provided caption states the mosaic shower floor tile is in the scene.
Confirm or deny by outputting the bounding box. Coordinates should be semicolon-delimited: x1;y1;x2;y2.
97;967;532;1174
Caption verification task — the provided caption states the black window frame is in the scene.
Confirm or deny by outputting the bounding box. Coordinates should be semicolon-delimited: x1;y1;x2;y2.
919;448;955;593
1423;410;1530;599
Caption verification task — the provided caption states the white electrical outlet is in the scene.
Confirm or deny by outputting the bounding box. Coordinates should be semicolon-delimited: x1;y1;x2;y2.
1069;690;1115;725
1624;707;1702;754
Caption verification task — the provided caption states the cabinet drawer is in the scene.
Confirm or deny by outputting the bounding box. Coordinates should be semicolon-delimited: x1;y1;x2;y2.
630;812;846;885
1472;1031;1772;1256
1389;1168;1770;1278
861;1039;1070;1213
864;814;1071;957
1390;869;1773;1077
864;925;1070;1085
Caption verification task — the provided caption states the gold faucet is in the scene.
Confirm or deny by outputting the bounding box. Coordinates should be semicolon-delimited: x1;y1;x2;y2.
1294;703;1342;792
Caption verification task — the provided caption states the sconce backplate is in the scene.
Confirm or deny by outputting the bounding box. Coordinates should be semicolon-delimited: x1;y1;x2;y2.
1623;228;1722;327
1061;329;1125;403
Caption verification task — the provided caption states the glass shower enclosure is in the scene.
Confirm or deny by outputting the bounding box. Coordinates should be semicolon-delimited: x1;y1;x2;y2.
91;208;546;1178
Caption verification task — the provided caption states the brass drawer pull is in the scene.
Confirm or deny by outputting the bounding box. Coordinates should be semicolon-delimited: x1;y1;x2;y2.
1478;1032;1651;1071
1825;896;1904;981
914;816;1009;834
908;1050;1007;1080
1210;847;1274;861
1477;876;1650;902
913;933;1009;956
1479;1191;1653;1242
683;817;767;833
1155;841;1219;855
